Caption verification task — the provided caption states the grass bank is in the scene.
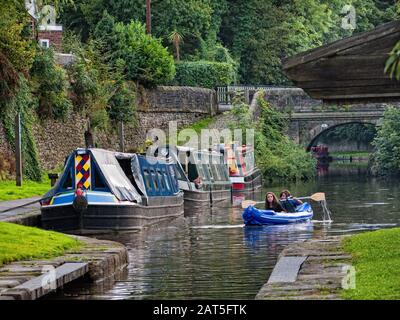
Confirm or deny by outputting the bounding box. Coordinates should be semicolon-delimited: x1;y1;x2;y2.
330;151;371;158
0;222;82;266
342;228;400;299
0;176;51;201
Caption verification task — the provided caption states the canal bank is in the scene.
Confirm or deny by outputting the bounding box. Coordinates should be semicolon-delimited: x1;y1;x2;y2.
256;236;352;300
0;232;128;300
0;199;129;300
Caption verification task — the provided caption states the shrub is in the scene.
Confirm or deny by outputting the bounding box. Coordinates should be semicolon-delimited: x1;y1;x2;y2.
94;14;176;87
30;48;72;120
173;60;236;88
228;93;315;182
371;106;400;176
108;81;137;123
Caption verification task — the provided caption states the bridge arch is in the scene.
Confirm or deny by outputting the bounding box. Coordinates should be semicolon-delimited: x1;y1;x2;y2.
305;121;377;152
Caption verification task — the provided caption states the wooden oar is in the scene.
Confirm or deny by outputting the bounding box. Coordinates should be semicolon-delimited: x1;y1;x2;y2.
241;192;326;209
297;192;326;202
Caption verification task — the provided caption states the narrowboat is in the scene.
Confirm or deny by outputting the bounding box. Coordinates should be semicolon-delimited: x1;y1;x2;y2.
40;148;184;232
218;143;262;192
157;145;232;209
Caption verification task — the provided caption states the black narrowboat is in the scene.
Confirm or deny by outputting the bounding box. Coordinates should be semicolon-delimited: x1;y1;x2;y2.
40;148;184;232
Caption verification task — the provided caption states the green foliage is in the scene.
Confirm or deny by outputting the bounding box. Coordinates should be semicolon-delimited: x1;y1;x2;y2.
64;35;137;128
0;76;43;181
173;60;235;88
61;0;213;56
0;0;36;102
219;0;398;84
108;81;137;123
94;15;176;87
385;40;400;80
59;0;398;85
371;106;400;176
342;227;400;299
228;93;315;182
30;48;72;120
0;221;81;266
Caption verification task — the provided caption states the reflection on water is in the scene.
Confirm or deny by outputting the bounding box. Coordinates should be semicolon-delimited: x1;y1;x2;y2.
47;162;400;300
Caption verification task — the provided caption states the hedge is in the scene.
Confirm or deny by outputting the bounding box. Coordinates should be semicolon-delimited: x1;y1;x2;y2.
173;60;236;88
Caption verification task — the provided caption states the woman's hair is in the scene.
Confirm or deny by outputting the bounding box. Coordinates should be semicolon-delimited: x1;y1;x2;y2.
280;190;291;198
265;192;280;208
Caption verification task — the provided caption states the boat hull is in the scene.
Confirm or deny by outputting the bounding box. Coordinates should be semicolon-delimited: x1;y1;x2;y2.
242;203;313;225
41;193;184;232
183;188;231;211
232;168;263;192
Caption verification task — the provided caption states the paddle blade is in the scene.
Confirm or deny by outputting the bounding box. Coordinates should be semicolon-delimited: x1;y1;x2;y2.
310;192;326;202
241;200;257;209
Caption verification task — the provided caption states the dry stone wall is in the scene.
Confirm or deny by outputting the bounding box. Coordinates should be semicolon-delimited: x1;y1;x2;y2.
0;86;217;171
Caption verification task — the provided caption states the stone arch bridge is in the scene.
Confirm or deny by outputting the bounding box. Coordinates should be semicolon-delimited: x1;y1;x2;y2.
250;88;398;150
288;111;382;151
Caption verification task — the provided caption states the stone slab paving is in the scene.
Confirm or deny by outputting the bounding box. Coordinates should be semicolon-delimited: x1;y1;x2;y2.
268;257;307;283
256;236;352;300
0;235;128;300
0;197;41;226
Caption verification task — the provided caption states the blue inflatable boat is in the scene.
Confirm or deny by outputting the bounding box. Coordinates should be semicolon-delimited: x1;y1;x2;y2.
242;202;313;225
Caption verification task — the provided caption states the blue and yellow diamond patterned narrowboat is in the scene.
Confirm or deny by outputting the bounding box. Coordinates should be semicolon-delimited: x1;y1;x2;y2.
40;148;184;232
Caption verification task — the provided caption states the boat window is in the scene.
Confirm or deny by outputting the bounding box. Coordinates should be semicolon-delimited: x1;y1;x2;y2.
219;164;229;181
143;169;151;190
151;169;159;191
202;164;212;182
210;163;221;181
93;165;107;190
62;167;73;190
157;169;166;191
188;163;199;182
163;169;171;191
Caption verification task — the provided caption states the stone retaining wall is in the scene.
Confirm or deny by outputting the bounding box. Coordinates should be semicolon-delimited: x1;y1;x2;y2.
0;86;217;171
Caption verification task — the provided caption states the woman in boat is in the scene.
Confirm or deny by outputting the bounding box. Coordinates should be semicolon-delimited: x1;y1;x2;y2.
265;192;285;212
279;190;302;212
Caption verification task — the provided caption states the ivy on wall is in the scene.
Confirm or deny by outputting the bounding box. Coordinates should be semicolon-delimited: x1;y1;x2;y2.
0;77;42;181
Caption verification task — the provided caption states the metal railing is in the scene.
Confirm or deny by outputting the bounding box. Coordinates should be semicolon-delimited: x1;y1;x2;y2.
215;85;294;105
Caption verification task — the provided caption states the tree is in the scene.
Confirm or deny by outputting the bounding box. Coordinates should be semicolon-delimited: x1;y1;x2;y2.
371;106;400;176
94;18;175;87
0;0;36;103
168;29;184;61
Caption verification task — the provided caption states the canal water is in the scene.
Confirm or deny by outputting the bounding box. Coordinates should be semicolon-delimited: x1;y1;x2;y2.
49;161;400;299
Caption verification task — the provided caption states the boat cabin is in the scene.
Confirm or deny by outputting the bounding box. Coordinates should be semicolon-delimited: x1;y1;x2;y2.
169;146;231;192
115;153;181;204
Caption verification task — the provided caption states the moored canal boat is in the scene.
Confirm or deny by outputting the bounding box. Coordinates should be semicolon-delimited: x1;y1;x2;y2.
218;143;262;192
40;148;184;232
157;145;232;210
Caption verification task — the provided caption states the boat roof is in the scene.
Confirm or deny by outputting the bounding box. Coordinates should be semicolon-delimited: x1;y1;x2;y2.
44;148;142;203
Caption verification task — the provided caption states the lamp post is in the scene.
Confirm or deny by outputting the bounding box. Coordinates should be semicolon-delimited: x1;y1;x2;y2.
146;0;151;34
